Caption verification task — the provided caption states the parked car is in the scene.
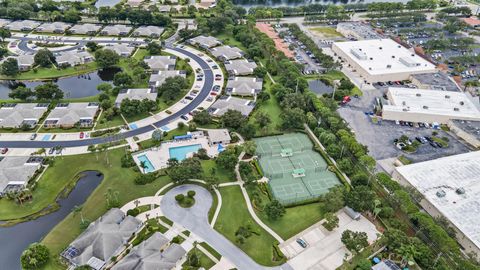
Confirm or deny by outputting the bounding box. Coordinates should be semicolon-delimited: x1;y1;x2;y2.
185;96;194;100
30;133;37;140
55;147;62;154
48;148;55;155
296;238;308;248
1;148;8;154
79;132;84;139
180;115;189;121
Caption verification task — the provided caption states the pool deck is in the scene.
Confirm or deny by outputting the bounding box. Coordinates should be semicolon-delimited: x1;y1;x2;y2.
132;137;219;173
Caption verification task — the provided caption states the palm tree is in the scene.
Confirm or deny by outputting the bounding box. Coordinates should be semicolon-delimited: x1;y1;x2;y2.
397;243;419;267
38;148;46;156
139;160;147;173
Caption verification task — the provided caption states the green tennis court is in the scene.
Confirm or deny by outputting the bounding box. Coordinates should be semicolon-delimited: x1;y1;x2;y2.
254;133;341;205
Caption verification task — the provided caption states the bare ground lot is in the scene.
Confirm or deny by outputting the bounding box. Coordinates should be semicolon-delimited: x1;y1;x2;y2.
338;89;471;163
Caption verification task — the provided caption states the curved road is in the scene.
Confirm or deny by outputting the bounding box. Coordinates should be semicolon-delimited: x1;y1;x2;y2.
161;184;293;270
0;45;214;148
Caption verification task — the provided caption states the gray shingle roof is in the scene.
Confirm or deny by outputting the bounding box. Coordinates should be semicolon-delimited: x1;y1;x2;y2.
69;24;102;35
224;59;257;76
0;156;42;194
45;103;98;126
133;26;164;37
115;88;158;106
101;25;133;36
0;103;48;128
226;77;263;96
103;44;135;57
65;208;142;269
5;20;40;31
112;232;186;270
210;45;244;61
144;56;176;71
188;35;222;48
36;22;71;33
210;96;255;116
149;70;186;88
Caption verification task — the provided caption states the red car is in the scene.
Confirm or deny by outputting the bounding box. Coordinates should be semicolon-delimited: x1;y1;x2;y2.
1;148;8;154
210;92;217;96
79;132;85;139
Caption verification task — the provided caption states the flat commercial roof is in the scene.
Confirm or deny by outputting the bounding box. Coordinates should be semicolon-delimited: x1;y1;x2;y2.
384;87;480;121
333;39;435;76
395;151;480;251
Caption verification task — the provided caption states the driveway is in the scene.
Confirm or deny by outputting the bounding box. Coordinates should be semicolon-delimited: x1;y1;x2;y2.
160;184;293;270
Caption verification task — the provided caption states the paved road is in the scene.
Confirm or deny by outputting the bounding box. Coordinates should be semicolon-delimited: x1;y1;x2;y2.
0;45;213;148
160;184;293;270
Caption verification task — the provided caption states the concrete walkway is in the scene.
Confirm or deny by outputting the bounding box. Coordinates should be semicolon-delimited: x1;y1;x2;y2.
160;184;293;270
234;151;285;243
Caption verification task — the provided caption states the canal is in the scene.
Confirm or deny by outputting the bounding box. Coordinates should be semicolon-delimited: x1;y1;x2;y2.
0;171;103;270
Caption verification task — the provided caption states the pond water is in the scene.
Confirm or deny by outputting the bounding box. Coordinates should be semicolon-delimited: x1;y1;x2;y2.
0;171;103;270
95;0;121;8
308;79;334;95
0;67;120;100
233;0;407;8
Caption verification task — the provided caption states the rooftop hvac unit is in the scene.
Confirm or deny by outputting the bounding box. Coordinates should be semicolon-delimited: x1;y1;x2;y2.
379;47;382;50
402;108;409;111
402;101;406;106
370;57;373;60
454;107;459;111
416;93;421;97
436;190;446;198
445;95;450;99
456;187;465;195
387;65;392;68
423;106;428;109
392;55;395;58
460;101;464;105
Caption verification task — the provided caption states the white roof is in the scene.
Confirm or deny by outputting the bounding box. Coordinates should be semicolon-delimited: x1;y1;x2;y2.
395;151;480;251
384;87;480;121
115;88;157;105
333;39;435;76
207;129;231;143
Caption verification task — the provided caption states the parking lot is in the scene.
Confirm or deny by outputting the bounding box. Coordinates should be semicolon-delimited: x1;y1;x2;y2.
338;88;471;163
280;210;379;270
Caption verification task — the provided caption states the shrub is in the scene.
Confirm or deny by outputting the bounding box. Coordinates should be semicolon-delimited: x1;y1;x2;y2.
127;208;140;216
175;194;185;202
187;190;196;197
134;173;157;185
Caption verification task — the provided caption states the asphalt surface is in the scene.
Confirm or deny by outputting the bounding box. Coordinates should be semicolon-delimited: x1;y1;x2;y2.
338;88;471;162
0;45;213;148
15;36;146;53
160;184;293;270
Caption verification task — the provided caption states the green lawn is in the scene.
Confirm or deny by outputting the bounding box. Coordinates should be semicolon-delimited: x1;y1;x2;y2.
214;186;285;266
247;185;325;239
183;248;217;270
201;159;236;183
309;27;343;38
248;77;283;136
16;148;172;270
0;62;99;80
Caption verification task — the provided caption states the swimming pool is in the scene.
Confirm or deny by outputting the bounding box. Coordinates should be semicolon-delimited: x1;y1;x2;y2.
169;144;202;161
137;154;155;173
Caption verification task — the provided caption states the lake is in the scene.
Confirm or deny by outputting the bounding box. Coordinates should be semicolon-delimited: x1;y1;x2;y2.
0;67;120;100
0;171;103;270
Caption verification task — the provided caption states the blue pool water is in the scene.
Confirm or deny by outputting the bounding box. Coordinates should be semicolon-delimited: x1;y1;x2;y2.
137;154;155;173
169;144;202;161
129;123;138;130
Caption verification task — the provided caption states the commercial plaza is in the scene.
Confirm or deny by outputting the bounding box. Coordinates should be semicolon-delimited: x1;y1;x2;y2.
254;133;340;205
